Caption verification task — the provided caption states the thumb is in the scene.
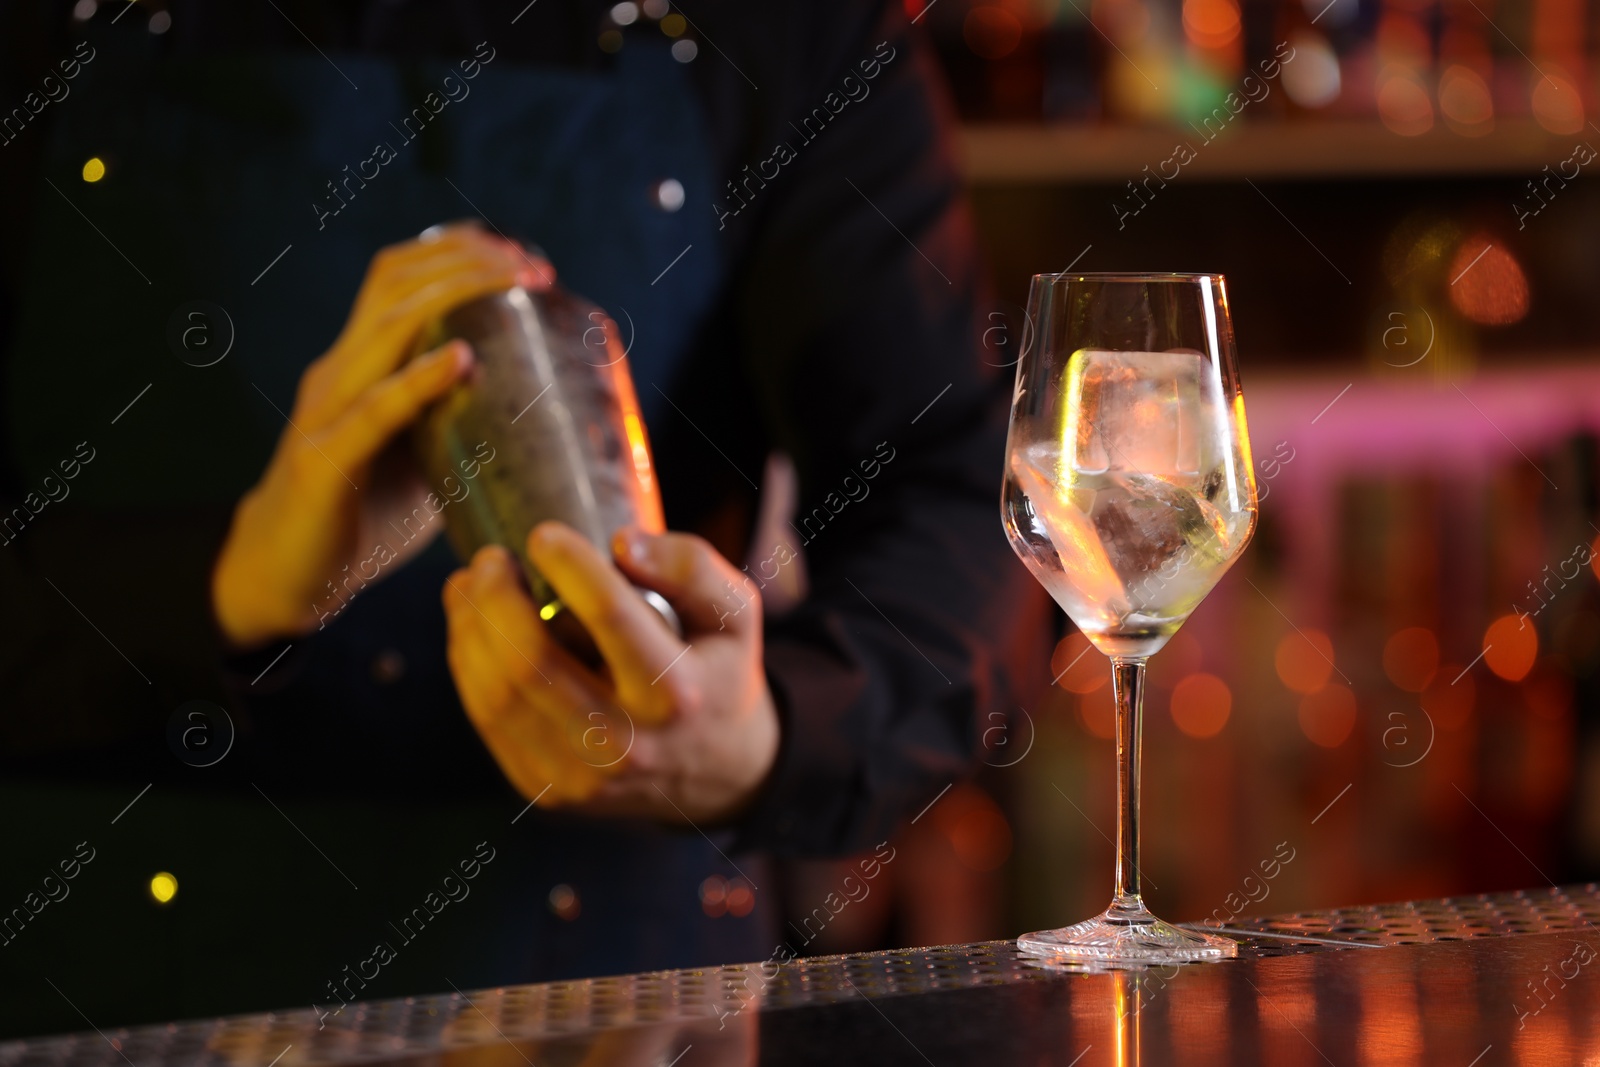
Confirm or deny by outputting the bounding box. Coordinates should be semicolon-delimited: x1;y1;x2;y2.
611;527;758;636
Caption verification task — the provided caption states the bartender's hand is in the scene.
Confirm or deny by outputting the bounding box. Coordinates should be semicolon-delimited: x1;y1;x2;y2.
211;225;552;648
441;523;781;825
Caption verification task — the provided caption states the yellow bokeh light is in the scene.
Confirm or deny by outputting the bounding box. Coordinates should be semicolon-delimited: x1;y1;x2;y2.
81;157;106;183
660;13;686;36
539;602;559;621
149;872;178;904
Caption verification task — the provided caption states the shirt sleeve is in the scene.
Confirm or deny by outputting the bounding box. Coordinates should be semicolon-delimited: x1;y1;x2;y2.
723;1;1053;856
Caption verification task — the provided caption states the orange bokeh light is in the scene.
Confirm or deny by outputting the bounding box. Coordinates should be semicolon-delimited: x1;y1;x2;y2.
1183;0;1240;48
1170;672;1232;738
1483;613;1539;681
1298;683;1358;748
1383;627;1440;692
1532;72;1585;134
1421;665;1475;730
1376;68;1434;136
937;786;1014;872
1447;240;1529;325
1275;629;1336;694
1439;64;1494;135
1053;632;1109;693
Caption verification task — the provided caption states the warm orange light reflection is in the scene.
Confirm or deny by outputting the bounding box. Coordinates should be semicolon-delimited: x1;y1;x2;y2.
1484;613;1539;681
1275;629;1336;694
1358;967;1422;1066
1298;683;1357;748
1383;627;1439;692
1233;392;1255;499
1170;672;1232;738
1448;241;1529;325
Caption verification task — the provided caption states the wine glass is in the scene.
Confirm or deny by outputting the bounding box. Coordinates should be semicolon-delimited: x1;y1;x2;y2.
1002;272;1258;963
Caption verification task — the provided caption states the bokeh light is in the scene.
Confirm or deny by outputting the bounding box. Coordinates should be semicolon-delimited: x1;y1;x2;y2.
1182;0;1241;49
1483;613;1539;682
149;872;178;904
81;157;106;183
1447;241;1529;325
1170;672;1232;738
1298;683;1358;748
1383;627;1439;692
1439;65;1494;136
940;786;1014;871
725;877;756;917
1275;629;1336;694
1532;72;1585;134
965;6;1024;59
1281;31;1341;108
1421;665;1475;730
1376;68;1434;136
549;883;581;920
1053;632;1108;693
699;875;727;918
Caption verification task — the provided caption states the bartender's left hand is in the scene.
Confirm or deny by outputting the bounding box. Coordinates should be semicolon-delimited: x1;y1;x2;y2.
441;522;780;825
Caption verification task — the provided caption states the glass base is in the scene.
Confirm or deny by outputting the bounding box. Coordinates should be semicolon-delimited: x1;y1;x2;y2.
1017;899;1238;965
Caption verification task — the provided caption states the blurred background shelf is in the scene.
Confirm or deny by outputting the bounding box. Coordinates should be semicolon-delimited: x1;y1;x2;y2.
957;118;1595;182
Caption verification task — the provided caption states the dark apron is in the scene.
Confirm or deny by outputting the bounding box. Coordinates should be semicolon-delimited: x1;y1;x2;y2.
2;15;765;1022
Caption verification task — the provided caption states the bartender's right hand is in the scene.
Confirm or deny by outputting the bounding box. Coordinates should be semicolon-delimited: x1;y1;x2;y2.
211;225;553;649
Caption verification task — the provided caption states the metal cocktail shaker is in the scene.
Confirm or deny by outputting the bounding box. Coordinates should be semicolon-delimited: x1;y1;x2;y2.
411;272;680;657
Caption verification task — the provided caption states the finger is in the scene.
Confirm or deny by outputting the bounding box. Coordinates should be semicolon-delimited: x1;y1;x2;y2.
613;527;760;637
365;225;534;287
309;241;548;414
526;522;686;709
460;547;634;783
443;571;596;800
324;258;534;392
361;263;544;357
316;339;472;472
463;545;612;710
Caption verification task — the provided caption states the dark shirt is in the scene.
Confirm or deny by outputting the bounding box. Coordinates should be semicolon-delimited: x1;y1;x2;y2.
0;0;1050;1028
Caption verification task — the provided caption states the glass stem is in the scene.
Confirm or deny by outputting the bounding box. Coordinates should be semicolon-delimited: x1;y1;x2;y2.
1112;656;1148;912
